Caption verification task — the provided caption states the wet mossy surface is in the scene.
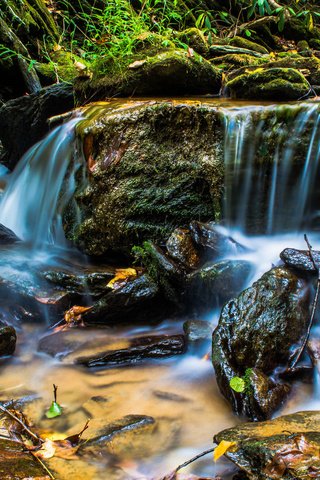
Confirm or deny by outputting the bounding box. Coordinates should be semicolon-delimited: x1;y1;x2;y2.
64;101;224;256
226;67;310;100
212;266;310;420
75;49;222;101
215;411;320;480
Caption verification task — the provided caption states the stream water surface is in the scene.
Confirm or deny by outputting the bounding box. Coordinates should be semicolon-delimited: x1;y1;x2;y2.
0;99;320;480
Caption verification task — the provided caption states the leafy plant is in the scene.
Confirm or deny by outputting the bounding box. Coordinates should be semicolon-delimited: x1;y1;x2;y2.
230;368;253;394
46;384;63;419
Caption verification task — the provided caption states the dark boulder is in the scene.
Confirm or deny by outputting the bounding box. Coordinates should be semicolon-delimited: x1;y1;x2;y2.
0;83;74;170
214;411;320;480
212;267;310;420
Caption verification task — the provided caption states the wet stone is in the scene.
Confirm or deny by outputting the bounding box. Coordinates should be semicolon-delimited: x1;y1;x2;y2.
187;260;253;310
189;221;248;260
214;411;320;480
183;319;213;341
166;228;200;270
82;274;161;325
280;247;320;272
212;266;310;420
79;414;156;451
42;265;115;296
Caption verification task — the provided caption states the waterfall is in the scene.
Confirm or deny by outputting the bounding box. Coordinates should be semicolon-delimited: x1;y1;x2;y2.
222;102;320;234
0;115;84;250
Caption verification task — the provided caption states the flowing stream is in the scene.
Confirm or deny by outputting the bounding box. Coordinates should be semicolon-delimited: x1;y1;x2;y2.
0;99;320;479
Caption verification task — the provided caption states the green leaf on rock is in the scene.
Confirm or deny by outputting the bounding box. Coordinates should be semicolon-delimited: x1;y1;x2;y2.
46;401;63;419
230;376;245;393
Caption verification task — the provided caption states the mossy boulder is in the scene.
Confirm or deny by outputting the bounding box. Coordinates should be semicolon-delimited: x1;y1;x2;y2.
215;411;320;480
64;100;224;255
75;49;221;100
176;28;209;57
212;266;310;420
36;49;89;84
229;36;269;54
226;67;310;100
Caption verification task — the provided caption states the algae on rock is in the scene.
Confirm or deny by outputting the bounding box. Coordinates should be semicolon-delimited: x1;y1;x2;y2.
64;100;224;256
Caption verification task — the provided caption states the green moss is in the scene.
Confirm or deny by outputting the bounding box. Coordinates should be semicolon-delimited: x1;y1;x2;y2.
176;28;209;56
226;67;310;100
229;36;269;54
76;48;221;99
211;53;267;70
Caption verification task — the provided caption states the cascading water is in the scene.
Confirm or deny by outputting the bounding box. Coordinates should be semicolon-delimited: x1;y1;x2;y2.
223;102;320;234
0;115;84;251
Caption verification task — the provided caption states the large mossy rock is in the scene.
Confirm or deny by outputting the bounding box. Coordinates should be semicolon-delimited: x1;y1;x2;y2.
75;49;221;101
226;67;310;100
212;266;310;420
215;411;320;480
64;100;224;255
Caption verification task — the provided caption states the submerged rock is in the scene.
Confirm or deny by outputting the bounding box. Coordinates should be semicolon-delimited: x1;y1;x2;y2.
64;101;224;255
214;411;320;480
187;260;253;310
226;67;310;100
280;247;320;272
75;334;186;367
79;415;156;454
212;267;310;420
39;329;186;366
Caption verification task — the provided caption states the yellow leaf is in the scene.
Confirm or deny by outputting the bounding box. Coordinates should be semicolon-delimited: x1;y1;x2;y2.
308;13;314;32
107;268;137;289
64;305;92;324
53;44;62;52
213;440;237;461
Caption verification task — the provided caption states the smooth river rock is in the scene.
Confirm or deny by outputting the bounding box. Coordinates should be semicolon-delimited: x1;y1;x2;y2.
212;266;310;420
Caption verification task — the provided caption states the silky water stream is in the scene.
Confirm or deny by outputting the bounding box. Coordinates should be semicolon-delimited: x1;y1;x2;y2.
0;100;320;479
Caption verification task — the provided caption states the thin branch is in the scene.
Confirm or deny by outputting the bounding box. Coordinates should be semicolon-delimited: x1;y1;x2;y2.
31;452;56;480
0;405;43;445
159;446;215;479
290;234;320;370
